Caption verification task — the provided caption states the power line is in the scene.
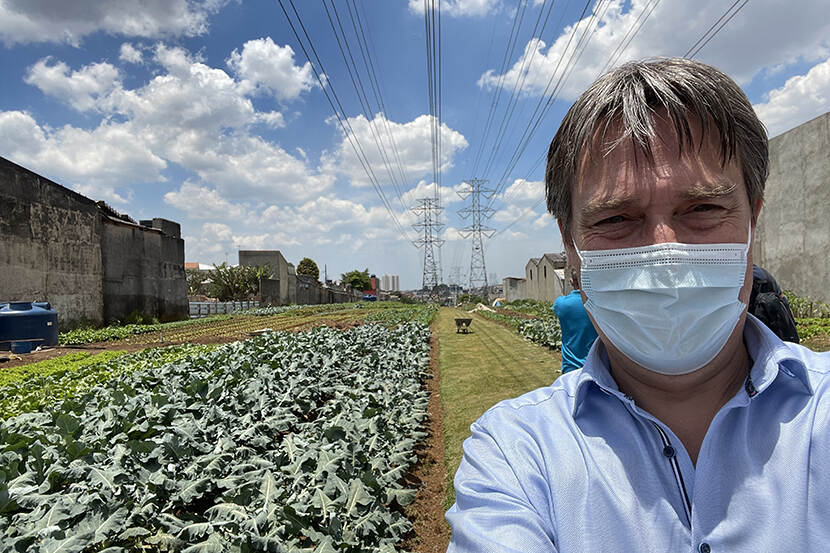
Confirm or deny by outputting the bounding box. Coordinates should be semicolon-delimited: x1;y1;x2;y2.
322;0;409;212
684;0;749;59
469;0;531;179
277;0;414;245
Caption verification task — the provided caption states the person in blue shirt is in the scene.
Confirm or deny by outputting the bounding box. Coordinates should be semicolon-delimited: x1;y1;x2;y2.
446;57;830;552
553;270;598;373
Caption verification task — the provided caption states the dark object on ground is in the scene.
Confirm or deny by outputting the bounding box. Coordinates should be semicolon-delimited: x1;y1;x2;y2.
455;318;473;333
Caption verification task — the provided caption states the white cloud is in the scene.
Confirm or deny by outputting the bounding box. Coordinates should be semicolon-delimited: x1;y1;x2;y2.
24;58;120;111
501;178;544;204
227;37;317;101
479;0;830;101
184;222;302;263
401;179;466;208
119;42;143;64
325;113;468;189
164;181;246;219
0;0;226;46
408;0;499;17
754;56;830;137
492;203;540;224
260;195;418;246
257;111;286;128
532;212;553;230
14;43;327;205
0;110;165;204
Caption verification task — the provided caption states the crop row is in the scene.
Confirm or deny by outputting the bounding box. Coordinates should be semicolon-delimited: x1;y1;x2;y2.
57;304;379;346
1;323;432;552
0;345;214;420
477;301;563;349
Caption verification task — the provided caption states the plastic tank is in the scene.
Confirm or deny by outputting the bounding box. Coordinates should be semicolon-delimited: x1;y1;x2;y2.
0;301;59;351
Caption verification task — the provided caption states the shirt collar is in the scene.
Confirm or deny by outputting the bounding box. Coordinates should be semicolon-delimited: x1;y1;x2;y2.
572;314;811;417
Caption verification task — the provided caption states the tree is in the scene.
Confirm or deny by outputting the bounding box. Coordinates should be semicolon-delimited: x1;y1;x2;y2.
341;268;372;291
297;257;320;280
208;263;269;301
186;268;209;296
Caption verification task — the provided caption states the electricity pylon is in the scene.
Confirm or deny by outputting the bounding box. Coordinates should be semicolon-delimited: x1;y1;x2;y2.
457;178;495;297
412;197;444;292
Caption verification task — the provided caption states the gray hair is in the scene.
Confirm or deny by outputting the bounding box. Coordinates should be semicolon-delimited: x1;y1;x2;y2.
546;57;768;233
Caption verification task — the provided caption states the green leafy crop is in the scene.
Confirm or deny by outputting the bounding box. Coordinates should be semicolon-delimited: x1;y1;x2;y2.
0;324;431;552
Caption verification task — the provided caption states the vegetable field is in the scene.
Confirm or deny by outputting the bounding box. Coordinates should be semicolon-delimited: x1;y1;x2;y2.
1;322;433;552
474;300;562;349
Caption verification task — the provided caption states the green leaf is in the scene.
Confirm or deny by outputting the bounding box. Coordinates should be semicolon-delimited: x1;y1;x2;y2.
344;479;372;517
40;533;93;553
175;477;213;503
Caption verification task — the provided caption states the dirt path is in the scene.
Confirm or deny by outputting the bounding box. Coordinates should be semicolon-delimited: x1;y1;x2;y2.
402;325;451;553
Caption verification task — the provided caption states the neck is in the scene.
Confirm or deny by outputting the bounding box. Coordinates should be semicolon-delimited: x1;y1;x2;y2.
608;321;751;465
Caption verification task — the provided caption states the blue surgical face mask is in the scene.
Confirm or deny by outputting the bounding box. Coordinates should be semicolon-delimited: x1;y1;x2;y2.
574;228;751;375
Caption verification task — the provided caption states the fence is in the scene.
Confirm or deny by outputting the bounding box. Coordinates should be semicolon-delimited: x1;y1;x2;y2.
189;301;260;318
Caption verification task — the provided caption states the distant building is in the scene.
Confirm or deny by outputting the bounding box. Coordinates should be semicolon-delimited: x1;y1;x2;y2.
238;250;294;305
380;274;400;292
504;252;569;303
0;156;188;327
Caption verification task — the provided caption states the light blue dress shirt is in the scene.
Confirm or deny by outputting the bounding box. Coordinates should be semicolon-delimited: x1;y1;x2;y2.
446;315;830;552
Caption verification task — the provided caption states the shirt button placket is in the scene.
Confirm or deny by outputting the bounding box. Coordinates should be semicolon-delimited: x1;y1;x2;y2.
698;542;711;553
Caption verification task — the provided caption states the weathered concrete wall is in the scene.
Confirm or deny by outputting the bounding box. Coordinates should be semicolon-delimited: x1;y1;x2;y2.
260;278;281;305
0;156;188;327
101;218;187;323
503;277;526;303
756;112;830;303
295;274;321;305
0;157;104;326
239;250;290;304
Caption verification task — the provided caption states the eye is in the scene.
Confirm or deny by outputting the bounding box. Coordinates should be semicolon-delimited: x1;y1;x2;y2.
690;204;721;213
596;214;627;225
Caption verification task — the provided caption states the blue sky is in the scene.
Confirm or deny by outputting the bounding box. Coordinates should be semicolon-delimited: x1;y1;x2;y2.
1;0;829;290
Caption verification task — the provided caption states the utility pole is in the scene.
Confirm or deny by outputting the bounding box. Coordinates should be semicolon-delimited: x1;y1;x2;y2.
412;197;445;294
457;179;495;299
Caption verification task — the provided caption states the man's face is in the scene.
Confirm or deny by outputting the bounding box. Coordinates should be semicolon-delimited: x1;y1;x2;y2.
562;115;757;306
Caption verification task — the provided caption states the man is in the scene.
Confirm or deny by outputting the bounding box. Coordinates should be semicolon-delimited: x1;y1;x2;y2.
553;269;598;373
446;58;830;552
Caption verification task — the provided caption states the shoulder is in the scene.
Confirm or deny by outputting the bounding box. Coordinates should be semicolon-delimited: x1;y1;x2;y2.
475;374;581;438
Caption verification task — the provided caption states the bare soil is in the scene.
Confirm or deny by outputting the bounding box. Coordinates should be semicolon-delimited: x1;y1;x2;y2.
401;325;451;553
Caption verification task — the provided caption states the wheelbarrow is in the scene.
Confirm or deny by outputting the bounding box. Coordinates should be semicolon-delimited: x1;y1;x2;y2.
455;318;473;333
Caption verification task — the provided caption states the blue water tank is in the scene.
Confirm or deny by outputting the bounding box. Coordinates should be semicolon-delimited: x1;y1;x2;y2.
0;301;59;351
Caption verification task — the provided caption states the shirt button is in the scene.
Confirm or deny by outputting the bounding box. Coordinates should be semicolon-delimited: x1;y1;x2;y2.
699;543;711;553
662;445;675;458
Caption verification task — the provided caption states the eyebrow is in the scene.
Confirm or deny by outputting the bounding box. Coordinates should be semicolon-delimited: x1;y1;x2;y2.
681;178;739;200
580;178;741;221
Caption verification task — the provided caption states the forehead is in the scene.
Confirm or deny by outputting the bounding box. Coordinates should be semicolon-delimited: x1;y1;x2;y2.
573;115;742;210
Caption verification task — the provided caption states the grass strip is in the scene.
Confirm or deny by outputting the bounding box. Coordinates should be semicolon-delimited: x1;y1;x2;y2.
436;307;561;509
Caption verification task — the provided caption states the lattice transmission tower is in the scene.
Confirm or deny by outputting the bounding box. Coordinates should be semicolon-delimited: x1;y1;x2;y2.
412;198;445;291
457;179;495;295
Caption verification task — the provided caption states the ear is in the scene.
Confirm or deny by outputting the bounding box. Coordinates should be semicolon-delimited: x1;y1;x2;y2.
558;219;579;270
752;196;763;225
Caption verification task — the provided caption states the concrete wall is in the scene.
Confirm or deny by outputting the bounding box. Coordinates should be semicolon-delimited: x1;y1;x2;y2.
295;274;321;305
503;277;526;302
1;157;105;326
102;218;188;322
239;250;291;305
0;156;188;327
755;112;830;303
